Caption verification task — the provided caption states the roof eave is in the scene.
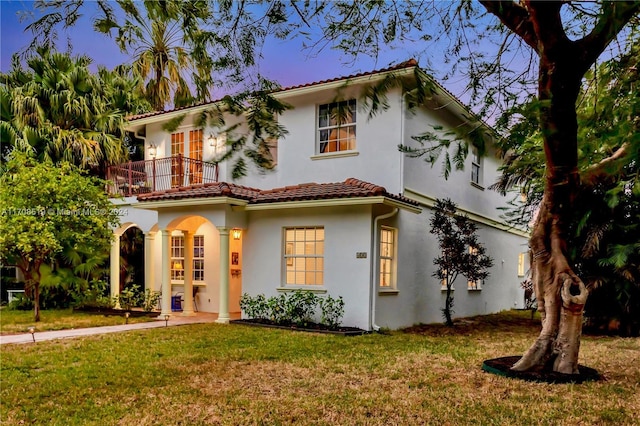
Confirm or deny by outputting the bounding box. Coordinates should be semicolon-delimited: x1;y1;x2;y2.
134;196;250;210
245;196;421;213
272;66;416;100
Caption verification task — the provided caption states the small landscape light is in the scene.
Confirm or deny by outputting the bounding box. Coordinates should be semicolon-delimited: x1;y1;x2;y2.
125;311;130;324
164;314;170;327
28;326;35;342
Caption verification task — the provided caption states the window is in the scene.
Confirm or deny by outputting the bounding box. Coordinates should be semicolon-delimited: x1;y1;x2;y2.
518;252;527;277
318;99;356;154
171;236;185;281
440;269;449;290
189;129;203;184
467;246;482;290
379;227;396;288
193;235;205;281
284;227;324;285
171;234;205;282
171;132;185;187
471;146;481;185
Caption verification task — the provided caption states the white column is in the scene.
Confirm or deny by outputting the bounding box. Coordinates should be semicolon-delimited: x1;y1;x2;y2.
160;229;172;317
215;227;230;323
144;232;155;293
110;234;121;309
182;231;195;316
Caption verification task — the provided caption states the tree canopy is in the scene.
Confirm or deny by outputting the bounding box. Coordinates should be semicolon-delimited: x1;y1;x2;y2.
0;154;120;321
1;48;150;171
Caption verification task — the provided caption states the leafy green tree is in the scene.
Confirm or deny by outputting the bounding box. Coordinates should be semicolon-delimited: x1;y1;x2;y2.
1;48;149;172
284;0;639;375
493;39;640;336
430;199;494;326
0;154;120;321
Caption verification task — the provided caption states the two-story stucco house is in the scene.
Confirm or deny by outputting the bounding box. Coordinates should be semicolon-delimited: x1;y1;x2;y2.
108;60;529;331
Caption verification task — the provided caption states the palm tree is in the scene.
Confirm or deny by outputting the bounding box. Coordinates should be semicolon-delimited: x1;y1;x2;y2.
95;1;214;111
1;48;146;172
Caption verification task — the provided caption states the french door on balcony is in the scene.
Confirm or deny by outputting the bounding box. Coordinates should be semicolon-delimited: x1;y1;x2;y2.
189;129;203;185
171;130;204;187
171;132;184;187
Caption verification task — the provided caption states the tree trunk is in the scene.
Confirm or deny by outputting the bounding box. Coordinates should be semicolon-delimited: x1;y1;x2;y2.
511;49;589;375
444;286;454;327
23;269;41;323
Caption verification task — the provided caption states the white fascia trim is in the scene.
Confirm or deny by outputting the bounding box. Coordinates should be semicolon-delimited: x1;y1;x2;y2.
403;187;530;238
126;103;221;128
272;68;415;100
133;196;249;210
245;196;421;213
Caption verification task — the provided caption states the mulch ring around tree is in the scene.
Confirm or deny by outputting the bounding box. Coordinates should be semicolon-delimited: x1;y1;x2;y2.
230;319;369;336
482;356;601;384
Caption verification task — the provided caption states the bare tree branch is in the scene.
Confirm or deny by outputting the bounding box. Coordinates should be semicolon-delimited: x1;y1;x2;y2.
479;0;537;50
581;142;631;186
576;2;640;71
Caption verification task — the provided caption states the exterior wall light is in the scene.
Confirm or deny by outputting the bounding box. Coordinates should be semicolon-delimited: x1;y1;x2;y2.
148;143;157;159
232;229;242;240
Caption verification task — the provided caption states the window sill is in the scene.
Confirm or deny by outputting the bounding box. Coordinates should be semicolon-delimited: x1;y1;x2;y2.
310;150;359;160
171;281;207;286
441;287;455;291
277;287;327;294
468;288;482;291
470;181;485;191
378;289;399;295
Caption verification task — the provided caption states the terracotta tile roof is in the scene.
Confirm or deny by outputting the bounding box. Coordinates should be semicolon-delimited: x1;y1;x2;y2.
127;59;418;121
136;178;419;208
137;182;261;202
274;59;418;94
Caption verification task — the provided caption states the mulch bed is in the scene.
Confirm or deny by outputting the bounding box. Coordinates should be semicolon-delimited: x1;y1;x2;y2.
482;356;601;384
230;319;368;336
73;307;159;318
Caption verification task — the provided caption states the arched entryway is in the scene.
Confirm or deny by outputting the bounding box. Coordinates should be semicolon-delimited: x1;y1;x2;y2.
152;214;243;322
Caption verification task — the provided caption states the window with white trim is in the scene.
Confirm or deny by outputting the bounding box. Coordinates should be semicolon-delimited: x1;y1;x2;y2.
440;269;449;290
171;235;205;282
193;235;205;281
284;227;324;285
379;227;397;288
318;100;356;154
171;236;185;281
471;146;481;185
518;252;526;277
467;246;482;290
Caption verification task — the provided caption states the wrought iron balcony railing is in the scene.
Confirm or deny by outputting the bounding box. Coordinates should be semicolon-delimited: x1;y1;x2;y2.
106;154;219;197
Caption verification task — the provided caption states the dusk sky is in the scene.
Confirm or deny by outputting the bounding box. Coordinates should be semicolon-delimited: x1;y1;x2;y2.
1;1;457;95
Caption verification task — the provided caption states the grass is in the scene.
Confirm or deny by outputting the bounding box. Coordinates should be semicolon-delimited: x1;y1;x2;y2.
0;307;156;335
1;310;639;425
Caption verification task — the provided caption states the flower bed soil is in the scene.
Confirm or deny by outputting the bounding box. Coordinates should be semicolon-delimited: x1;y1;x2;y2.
482;356;600;384
73;307;159;318
230;319;368;336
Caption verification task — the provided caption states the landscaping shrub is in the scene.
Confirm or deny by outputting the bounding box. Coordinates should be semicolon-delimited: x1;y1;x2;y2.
320;295;345;329
240;290;345;329
141;289;161;312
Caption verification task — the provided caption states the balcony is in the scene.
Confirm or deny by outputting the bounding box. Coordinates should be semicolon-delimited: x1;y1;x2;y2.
106;154;219;197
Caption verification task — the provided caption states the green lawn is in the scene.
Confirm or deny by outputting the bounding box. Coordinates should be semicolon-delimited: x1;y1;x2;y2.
0;307;156;335
1;310;639;425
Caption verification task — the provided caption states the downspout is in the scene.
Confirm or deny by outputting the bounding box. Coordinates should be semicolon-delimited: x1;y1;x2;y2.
370;207;399;332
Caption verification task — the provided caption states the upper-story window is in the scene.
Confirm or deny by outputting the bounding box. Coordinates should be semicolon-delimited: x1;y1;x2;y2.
318;99;356;154
471;146;482;186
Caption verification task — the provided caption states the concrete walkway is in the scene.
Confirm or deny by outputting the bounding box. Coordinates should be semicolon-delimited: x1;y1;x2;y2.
0;313;222;345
